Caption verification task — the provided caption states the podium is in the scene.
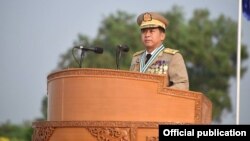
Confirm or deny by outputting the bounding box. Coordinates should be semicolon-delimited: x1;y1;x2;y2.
32;68;212;141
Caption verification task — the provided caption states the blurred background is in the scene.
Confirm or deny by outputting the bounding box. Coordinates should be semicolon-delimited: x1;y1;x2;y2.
0;0;249;140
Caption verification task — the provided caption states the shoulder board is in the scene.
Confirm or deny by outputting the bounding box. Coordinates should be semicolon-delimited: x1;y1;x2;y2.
133;50;144;57
163;48;179;55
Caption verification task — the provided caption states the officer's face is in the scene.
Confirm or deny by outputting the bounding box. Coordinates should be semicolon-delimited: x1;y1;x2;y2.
141;27;165;51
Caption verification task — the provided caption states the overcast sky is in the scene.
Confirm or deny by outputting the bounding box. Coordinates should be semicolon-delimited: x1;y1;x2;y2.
0;0;249;124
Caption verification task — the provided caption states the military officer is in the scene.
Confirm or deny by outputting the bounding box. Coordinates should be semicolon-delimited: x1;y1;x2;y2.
130;12;189;90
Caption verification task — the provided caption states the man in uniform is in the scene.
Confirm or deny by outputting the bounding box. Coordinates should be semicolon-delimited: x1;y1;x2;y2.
130;12;189;90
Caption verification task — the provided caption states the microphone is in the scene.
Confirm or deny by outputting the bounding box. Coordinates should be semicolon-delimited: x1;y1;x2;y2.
72;45;103;68
74;46;103;54
116;44;129;69
117;44;129;52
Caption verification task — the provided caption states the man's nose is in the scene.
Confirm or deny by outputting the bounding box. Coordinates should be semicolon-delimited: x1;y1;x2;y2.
144;31;150;36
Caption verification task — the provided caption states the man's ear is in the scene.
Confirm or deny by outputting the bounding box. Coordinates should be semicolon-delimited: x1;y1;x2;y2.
160;32;166;41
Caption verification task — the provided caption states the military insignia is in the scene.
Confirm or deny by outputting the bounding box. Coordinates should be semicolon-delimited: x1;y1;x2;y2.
143;13;152;22
146;60;168;74
135;58;140;63
163;48;179;55
133;50;144;57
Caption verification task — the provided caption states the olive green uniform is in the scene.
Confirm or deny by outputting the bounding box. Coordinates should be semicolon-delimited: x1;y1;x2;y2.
130;48;189;90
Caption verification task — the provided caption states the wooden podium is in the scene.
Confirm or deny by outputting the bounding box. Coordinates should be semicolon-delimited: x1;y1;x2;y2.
32;68;212;141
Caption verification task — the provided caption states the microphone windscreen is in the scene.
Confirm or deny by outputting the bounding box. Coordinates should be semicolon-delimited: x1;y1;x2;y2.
122;45;129;52
118;45;129;52
95;47;104;54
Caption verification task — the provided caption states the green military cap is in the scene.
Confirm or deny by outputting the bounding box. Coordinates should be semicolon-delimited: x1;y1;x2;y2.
137;12;169;30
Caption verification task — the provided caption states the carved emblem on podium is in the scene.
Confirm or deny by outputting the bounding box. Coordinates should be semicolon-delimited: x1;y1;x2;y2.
88;127;130;141
32;127;55;141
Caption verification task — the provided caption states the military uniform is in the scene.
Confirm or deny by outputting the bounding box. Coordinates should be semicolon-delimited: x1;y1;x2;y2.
132;12;189;90
130;47;189;90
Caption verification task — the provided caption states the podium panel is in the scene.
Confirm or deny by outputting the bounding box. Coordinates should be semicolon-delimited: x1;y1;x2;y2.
32;68;212;141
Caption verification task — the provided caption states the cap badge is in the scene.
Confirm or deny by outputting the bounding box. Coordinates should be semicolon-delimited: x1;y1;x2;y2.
143;13;152;22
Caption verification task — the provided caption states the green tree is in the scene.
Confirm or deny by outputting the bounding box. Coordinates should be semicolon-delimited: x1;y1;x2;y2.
58;11;141;69
0;121;32;141
56;8;248;122
163;8;248;122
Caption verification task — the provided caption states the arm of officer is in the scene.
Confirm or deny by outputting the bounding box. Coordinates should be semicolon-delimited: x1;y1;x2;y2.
129;57;136;71
168;53;189;90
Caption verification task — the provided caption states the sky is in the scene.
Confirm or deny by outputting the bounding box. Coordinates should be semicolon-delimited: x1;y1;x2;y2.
0;0;249;124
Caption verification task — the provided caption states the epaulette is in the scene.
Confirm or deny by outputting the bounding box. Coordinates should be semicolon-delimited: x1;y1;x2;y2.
133;50;144;57
163;48;179;54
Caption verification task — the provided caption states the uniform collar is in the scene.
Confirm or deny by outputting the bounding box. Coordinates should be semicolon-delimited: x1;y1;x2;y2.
146;44;163;55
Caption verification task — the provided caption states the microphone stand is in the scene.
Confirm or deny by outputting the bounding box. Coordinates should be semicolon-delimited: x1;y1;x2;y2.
79;49;86;68
116;48;122;70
